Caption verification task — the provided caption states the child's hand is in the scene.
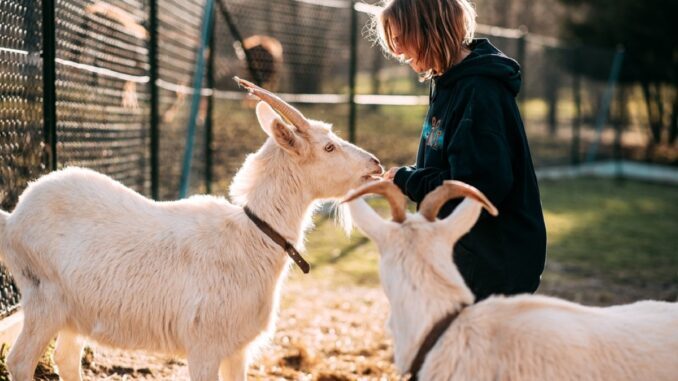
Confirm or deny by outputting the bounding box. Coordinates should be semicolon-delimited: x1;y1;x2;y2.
383;167;400;182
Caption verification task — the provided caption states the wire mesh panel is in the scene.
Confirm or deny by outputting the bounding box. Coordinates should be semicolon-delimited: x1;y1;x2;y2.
0;0;43;317
55;0;151;195
522;39;617;167
156;0;208;200
209;0;354;192
214;0;351;94
0;1;44;210
567;45;627;164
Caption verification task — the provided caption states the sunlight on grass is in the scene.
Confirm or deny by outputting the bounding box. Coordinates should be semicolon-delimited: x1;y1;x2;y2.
540;178;678;285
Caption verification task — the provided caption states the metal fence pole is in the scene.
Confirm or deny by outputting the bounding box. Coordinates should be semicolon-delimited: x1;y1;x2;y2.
585;46;625;163
614;85;625;181
205;10;215;194
348;0;358;143
42;0;57;171
516;26;528;113
149;0;159;199
179;0;215;199
571;47;581;166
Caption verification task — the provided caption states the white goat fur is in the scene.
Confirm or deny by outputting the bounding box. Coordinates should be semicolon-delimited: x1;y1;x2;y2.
0;101;381;381
348;193;678;381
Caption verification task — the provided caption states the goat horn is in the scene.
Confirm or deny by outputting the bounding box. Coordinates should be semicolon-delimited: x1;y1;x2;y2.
419;180;498;222
234;76;310;131
342;180;407;223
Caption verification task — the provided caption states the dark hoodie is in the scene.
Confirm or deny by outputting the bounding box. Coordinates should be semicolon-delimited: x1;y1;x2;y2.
393;39;547;301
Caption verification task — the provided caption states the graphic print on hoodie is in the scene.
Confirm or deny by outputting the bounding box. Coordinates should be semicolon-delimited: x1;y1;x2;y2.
424;116;444;150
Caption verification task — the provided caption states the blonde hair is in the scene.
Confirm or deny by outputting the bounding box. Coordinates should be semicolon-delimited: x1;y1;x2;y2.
372;0;477;79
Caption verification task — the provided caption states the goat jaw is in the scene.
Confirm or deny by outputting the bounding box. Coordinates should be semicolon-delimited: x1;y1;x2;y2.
361;166;384;182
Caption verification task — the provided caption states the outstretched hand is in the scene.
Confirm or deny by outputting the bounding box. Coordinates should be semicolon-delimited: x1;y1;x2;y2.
383;167;400;182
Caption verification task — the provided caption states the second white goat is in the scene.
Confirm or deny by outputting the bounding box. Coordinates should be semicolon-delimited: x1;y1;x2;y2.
344;180;678;381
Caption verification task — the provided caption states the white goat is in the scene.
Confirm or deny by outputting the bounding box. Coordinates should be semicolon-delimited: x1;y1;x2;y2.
0;78;382;381
344;180;678;381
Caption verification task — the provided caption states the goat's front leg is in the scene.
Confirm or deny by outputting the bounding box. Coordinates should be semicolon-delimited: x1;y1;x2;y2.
7;302;62;381
219;349;248;381
188;350;221;381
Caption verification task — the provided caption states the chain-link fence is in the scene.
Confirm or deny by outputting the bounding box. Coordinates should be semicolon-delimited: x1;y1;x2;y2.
0;0;667;318
1;0;44;318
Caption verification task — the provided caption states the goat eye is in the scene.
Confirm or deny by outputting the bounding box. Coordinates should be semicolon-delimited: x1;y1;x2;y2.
324;143;335;152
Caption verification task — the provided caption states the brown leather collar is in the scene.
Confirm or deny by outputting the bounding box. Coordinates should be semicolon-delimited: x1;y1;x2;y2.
243;206;310;273
408;303;469;380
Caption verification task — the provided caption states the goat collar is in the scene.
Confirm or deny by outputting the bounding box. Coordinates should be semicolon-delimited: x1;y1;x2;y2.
408;303;469;380
243;206;310;274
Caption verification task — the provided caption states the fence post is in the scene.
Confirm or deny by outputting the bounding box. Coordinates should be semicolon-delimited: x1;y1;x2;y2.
585;46;625;163
571;46;581;166
178;0;215;199
42;0;57;171
614;85;625;181
205;10;215;194
348;0;358;143
516;26;528;113
149;0;159;199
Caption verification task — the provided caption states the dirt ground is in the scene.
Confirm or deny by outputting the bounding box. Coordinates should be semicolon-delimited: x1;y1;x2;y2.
46;259;673;381
78;282;398;381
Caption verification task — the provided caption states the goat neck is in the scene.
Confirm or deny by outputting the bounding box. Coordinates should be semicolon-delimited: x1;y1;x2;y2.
230;141;314;247
392;293;472;374
384;239;474;373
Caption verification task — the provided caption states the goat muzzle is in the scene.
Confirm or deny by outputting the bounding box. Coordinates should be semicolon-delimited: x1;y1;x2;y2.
419;180;498;222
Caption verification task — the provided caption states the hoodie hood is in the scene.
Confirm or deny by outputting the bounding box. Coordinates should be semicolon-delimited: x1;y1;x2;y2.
436;39;522;96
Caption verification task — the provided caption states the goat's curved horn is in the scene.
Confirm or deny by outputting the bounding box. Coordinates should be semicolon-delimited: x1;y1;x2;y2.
342;180;407;223
234;76;310;131
419;180;498;222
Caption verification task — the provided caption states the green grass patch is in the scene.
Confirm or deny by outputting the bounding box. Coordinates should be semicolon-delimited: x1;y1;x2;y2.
539;178;678;286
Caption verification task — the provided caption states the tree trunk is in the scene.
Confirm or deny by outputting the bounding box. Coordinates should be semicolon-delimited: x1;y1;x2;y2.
545;52;559;136
641;81;663;145
669;90;678;144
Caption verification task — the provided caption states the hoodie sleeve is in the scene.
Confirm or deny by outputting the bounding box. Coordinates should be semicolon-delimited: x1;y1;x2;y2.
393;86;514;206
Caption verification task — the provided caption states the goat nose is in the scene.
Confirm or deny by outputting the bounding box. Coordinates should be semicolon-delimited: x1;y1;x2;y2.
370;157;384;174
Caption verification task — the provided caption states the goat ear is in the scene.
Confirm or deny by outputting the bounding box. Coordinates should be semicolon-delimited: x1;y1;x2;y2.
438;198;485;244
346;197;388;242
255;101;278;136
257;102;304;155
270;119;304;155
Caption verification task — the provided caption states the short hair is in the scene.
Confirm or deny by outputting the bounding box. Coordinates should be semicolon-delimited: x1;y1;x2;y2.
372;0;477;79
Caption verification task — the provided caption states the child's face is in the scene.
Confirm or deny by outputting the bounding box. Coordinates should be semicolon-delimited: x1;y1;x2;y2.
388;26;427;73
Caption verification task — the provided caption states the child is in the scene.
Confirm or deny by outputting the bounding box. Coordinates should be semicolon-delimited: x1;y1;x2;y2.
373;0;547;301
